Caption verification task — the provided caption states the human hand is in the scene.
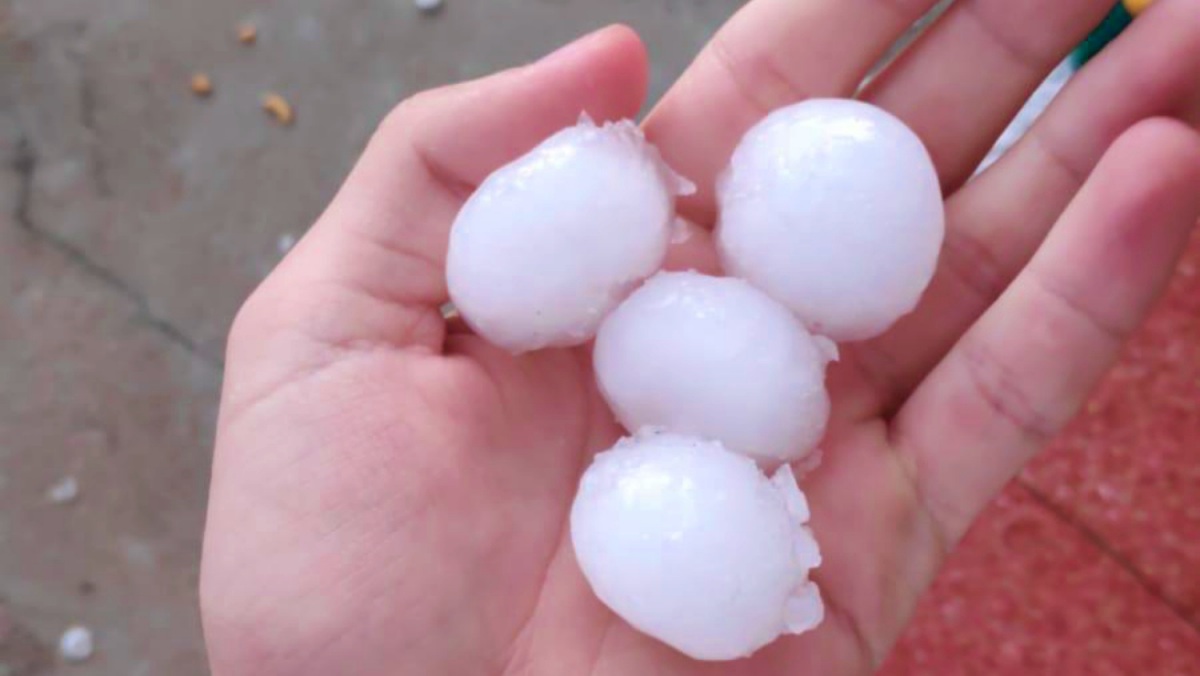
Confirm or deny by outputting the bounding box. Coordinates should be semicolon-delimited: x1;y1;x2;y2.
200;2;1200;673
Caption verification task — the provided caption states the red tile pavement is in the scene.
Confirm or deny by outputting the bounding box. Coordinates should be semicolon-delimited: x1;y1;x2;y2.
883;486;1200;675
885;234;1200;673
1023;231;1200;626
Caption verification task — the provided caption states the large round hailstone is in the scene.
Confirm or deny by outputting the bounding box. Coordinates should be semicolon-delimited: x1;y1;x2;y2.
717;99;945;342
446;115;693;353
594;272;834;464
571;432;823;661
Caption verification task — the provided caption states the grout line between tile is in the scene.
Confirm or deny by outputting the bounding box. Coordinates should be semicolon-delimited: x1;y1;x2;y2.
1018;479;1200;634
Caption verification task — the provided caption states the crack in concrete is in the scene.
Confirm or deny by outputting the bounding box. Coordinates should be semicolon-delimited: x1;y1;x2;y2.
7;131;220;370
0;594;55;676
70;47;112;198
10;134;35;230
1019;479;1200;633
26;219;221;369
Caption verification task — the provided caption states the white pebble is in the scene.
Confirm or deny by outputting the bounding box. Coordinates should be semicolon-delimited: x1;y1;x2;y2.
446;115;691;353
571;432;823;661
58;625;94;662
594;272;833;464
717;99;945;341
46;476;79;504
414;0;443;13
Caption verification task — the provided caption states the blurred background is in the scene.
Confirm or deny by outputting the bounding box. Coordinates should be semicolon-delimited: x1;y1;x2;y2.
0;1;1197;674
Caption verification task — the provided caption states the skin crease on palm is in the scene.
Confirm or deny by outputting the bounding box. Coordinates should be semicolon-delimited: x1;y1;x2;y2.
200;0;1200;674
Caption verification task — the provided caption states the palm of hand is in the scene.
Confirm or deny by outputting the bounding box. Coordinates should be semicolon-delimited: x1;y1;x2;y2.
208;333;928;674
202;4;1200;675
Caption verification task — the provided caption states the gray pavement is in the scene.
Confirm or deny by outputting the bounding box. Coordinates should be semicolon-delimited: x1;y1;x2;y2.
0;1;736;673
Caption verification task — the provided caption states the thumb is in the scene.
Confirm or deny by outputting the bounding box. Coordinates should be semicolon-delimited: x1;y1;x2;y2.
223;25;648;412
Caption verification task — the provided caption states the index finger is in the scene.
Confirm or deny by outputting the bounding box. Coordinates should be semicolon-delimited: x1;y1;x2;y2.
643;0;942;224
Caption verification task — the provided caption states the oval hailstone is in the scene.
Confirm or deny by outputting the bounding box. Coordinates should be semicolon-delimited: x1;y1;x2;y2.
594;272;834;464
446;115;692;353
717;98;945;342
571;432;824;661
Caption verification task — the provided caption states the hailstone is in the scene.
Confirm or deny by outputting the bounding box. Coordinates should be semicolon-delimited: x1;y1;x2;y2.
446;115;692;353
571;432;823;661
594;271;834;464
717;99;945;341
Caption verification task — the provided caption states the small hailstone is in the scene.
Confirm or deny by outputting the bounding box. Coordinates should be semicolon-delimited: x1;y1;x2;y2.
446;115;692;353
594;272;833;464
46;476;79;504
717;98;945;341
571;432;823;661
58;625;94;662
276;232;297;254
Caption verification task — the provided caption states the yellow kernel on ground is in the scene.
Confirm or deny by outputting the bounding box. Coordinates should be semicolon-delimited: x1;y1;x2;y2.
237;22;258;44
1123;0;1155;15
190;73;213;97
261;93;294;126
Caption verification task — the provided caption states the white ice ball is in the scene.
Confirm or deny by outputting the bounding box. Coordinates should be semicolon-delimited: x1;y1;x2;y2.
717;99;945;342
571;432;824;661
594;272;833;464
58;625;95;663
446;116;691;353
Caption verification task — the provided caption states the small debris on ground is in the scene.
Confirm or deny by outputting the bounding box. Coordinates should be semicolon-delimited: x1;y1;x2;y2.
414;0;444;14
261;93;294;126
46;476;79;504
277;233;297;254
57;626;93;663
237;22;258;45
189;73;213;98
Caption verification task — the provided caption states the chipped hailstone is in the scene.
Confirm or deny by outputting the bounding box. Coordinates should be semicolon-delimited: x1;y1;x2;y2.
594;271;834;464
46;476;80;504
446;115;693;353
717;99;945;342
571;432;823;661
58;625;94;662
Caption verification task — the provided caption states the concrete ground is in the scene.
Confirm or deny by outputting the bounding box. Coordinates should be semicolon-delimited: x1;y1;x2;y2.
0;1;1196;674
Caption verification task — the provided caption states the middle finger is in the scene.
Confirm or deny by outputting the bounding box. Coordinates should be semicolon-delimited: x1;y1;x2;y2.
863;0;1114;192
849;0;1200;421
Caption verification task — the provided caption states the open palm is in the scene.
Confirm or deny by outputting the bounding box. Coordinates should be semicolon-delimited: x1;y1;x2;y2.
201;3;1200;674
